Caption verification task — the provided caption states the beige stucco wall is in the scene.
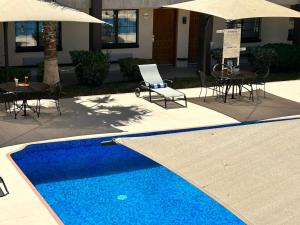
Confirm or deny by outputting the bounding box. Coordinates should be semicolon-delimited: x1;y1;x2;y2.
260;17;291;45
103;0;187;9
211;17;292;49
57;0;89;9
57;0;187;9
2;21;89;67
176;10;190;67
57;0;300;10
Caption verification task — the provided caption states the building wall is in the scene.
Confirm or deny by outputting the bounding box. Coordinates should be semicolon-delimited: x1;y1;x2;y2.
0;0;298;67
102;0;187;9
211;17;292;49
58;0;300;9
57;0;89;9
176;10;190;67
1;21;89;67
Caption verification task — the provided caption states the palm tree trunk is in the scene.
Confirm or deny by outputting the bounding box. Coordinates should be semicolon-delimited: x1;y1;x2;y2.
43;5;60;86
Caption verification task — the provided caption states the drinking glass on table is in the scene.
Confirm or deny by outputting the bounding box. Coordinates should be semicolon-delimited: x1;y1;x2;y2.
14;78;19;87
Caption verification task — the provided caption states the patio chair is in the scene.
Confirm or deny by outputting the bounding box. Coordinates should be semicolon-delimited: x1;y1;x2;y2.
200;63;228;102
136;64;187;108
0;176;9;197
0;89;17;119
253;66;270;98
36;82;62;117
58;64;80;85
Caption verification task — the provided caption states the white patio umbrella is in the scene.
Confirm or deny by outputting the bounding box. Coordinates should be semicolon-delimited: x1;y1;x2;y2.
0;0;105;80
164;0;300;75
0;0;103;23
164;0;300;20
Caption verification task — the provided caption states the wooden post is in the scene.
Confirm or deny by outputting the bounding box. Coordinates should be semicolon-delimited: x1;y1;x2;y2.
90;0;102;51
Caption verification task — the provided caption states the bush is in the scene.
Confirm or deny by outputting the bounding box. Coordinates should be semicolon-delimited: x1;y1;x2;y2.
70;50;110;86
247;46;277;71
262;43;300;72
0;67;31;83
119;58;155;81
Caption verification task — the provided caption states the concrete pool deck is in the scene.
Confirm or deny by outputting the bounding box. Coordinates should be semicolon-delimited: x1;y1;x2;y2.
117;118;300;225
0;80;300;225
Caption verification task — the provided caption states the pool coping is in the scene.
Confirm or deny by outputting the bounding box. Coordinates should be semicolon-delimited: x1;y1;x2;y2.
3;116;300;225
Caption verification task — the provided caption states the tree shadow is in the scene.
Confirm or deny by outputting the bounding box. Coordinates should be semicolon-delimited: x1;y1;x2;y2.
0;95;152;146
42;95;152;130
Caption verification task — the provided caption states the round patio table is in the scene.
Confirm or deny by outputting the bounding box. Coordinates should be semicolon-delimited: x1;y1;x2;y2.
212;70;257;103
0;82;50;116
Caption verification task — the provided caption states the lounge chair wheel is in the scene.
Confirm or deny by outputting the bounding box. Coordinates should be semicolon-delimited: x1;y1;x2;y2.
135;88;141;97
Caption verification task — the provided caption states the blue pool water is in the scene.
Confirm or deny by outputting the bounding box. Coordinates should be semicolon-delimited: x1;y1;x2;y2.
12;137;245;225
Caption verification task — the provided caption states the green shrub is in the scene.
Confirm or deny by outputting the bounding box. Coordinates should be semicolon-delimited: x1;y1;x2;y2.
211;48;223;64
262;43;300;72
37;62;44;82
118;58;155;81
247;46;277;71
0;67;31;83
70;50;110;86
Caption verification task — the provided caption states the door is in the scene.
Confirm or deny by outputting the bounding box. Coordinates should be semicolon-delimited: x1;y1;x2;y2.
153;9;177;64
188;12;201;64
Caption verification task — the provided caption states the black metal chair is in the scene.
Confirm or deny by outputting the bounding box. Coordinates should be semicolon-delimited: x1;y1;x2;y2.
36;82;62;117
253;66;270;98
0;89;17;119
199;64;229;102
58;64;80;85
0;176;9;197
240;78;255;102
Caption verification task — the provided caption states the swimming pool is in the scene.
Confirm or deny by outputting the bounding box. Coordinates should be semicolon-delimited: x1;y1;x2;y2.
12;135;245;225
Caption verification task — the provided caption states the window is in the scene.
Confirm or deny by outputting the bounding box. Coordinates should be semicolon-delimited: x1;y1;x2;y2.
15;22;62;52
234;18;261;43
102;10;138;48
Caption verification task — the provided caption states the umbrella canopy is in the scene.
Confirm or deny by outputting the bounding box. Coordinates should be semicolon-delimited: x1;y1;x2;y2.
164;0;300;20
0;0;104;23
0;0;105;83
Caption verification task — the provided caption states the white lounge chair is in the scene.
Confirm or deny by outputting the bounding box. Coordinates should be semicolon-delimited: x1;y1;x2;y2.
136;64;187;108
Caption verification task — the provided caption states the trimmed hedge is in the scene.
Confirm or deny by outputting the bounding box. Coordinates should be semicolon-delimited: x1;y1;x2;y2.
70;50;110;86
263;43;300;72
0;67;31;83
247;46;277;71
119;58;155;81
211;44;300;72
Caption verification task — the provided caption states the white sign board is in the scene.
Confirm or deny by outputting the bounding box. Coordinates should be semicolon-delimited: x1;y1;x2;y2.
223;28;241;60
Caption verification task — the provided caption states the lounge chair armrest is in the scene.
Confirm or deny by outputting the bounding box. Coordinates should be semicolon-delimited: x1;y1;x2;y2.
163;79;173;84
139;81;150;86
58;63;81;73
176;89;187;97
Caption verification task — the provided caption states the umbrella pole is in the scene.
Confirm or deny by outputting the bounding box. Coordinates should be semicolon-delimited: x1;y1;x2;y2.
3;22;9;81
198;15;213;77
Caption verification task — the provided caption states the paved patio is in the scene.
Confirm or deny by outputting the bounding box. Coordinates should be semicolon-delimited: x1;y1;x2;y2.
1;80;300;147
